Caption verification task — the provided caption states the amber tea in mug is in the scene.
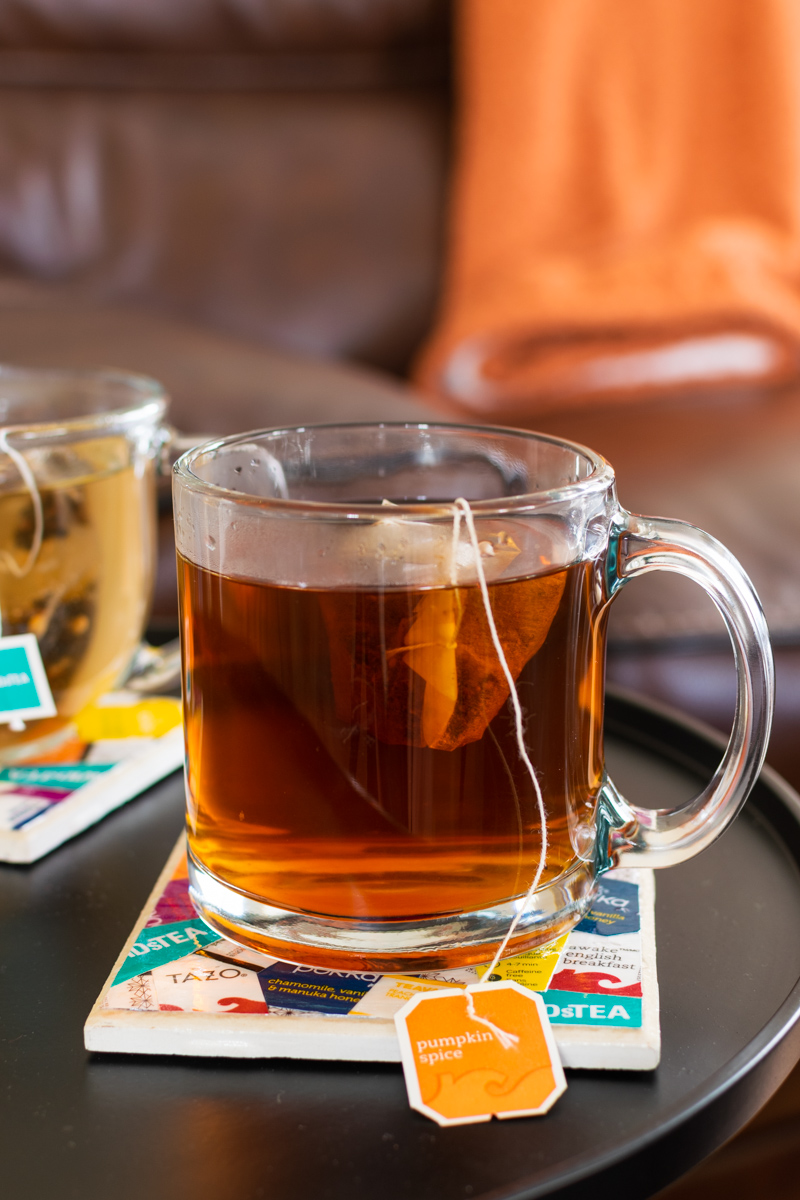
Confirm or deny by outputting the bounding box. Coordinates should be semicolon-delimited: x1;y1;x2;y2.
180;553;602;922
175;424;773;972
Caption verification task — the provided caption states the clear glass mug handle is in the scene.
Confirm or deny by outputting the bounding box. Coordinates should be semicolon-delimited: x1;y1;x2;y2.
124;427;214;695
599;511;775;869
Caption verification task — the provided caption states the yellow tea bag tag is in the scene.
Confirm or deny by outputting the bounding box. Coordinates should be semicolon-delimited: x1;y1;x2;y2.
74;695;182;742
394;981;566;1126
476;933;569;991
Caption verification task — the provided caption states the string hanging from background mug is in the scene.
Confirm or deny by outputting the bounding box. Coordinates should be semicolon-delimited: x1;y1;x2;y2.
0;431;44;581
0;430;45;641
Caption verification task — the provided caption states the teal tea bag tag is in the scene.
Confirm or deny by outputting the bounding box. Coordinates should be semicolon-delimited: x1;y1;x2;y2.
0;634;56;727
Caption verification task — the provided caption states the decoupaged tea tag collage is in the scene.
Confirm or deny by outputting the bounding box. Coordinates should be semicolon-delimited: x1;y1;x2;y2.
0;692;184;863
85;840;659;1071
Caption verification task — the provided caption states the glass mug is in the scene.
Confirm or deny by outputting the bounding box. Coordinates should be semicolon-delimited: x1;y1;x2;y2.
0;366;178;765
174;423;773;972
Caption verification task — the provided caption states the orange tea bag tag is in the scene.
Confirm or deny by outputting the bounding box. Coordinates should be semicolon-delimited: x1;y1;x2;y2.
394;980;566;1126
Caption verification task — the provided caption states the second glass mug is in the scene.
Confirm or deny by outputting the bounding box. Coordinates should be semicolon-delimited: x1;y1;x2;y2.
175;422;773;973
0;365;187;766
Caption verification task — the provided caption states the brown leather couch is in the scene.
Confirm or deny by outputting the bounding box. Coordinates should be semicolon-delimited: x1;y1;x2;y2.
0;0;451;372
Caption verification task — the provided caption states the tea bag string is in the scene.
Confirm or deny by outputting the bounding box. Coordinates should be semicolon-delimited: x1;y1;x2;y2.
0;430;43;582
452;499;549;1037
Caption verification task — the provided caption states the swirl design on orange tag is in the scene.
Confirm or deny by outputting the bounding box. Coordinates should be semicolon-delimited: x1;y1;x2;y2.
394;980;566;1126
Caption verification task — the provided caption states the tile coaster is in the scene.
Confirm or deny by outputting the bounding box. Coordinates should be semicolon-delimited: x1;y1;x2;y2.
85;841;660;1071
0;691;183;864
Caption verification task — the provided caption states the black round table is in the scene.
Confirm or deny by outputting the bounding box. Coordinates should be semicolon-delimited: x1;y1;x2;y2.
3;689;800;1200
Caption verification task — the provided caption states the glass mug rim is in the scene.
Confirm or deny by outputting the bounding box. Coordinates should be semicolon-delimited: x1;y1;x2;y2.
173;421;617;519
0;365;167;444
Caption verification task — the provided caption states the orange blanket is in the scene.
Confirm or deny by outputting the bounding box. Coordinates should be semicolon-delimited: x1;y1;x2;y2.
416;0;800;418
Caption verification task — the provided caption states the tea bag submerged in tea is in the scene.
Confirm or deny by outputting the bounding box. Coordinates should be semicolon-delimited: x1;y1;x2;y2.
0;438;149;714
319;510;566;752
399;563;566;751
